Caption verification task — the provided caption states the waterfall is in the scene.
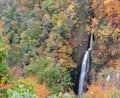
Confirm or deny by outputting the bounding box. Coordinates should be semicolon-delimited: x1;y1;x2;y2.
78;33;94;98
89;33;93;50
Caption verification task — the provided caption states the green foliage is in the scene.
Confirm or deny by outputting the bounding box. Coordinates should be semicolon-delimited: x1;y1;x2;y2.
0;31;11;84
41;42;46;49
0;48;6;63
0;34;7;62
27;22;42;38
7;47;23;66
50;14;59;26
41;0;58;14
3;0;120;97
49;92;77;98
28;10;35;18
7;79;38;98
12;34;20;44
46;32;64;52
7;89;38;98
0;89;8;98
59;22;66;38
0;63;10;84
82;96;88;98
25;58;73;94
6;7;16;20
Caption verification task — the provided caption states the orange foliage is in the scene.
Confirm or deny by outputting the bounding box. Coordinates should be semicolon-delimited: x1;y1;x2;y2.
72;41;78;48
36;84;49;98
109;59;114;65
25;78;37;83
0;84;12;89
20;0;32;9
91;0;120;68
83;84;117;98
104;0;120;28
20;0;31;5
3;45;10;49
92;0;120;28
25;78;49;98
69;91;76;98
114;59;120;68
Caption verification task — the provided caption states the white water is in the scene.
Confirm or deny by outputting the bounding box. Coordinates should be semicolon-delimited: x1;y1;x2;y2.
89;33;93;50
78;33;94;98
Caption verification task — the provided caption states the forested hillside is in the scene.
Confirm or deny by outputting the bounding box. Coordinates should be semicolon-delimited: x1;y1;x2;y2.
0;0;120;98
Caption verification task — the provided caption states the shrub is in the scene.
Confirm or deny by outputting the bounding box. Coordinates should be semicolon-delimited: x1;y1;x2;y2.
24;58;73;94
0;25;11;84
7;79;38;98
48;92;77;98
83;84;120;98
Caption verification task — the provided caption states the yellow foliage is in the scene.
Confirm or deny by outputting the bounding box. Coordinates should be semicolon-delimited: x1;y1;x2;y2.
85;25;91;32
59;58;76;68
46;33;63;49
105;0;120;16
68;2;75;11
92;18;98;28
58;46;76;68
59;53;70;59
0;27;3;33
20;32;27;39
0;77;7;84
11;20;18;27
104;0;113;4
0;23;4;33
57;20;63;27
59;46;73;54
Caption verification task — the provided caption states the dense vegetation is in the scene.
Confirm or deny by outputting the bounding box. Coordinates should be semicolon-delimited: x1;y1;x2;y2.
0;0;120;98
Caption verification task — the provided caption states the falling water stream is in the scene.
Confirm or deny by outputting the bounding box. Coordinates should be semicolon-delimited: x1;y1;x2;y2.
78;33;94;98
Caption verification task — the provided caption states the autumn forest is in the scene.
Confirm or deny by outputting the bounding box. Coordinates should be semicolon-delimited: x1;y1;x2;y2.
0;0;120;98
